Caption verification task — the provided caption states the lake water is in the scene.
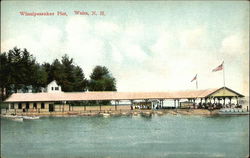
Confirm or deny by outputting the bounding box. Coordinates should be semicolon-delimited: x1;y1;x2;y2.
1;114;249;158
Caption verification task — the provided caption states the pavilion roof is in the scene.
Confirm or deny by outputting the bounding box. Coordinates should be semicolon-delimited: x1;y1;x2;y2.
4;87;244;102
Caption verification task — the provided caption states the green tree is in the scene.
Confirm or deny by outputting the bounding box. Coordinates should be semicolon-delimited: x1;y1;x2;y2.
88;66;116;91
0;47;48;100
1;48;116;103
44;54;88;92
88;66;116;105
73;66;88;91
7;47;38;92
0;52;8;101
31;64;48;92
61;54;75;91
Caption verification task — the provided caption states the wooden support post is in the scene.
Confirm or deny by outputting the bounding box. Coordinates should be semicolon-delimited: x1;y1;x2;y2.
99;101;101;111
62;102;64;112
115;100;118;111
229;97;232;108
159;100;162;108
130;100;133;110
145;99;148;109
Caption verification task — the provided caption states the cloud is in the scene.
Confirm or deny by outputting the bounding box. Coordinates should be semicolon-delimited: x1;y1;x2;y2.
110;43;123;63
64;17;106;77
1;24;64;63
1;35;33;52
219;33;249;94
65;16;91;37
179;27;206;49
1;15;248;94
122;22;145;44
151;31;172;56
220;34;248;56
122;43;148;62
94;21;120;37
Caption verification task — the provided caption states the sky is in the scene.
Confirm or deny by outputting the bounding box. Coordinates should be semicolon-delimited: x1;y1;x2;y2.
1;1;249;95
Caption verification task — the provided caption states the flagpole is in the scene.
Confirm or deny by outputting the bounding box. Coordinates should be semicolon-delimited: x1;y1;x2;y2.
223;61;225;88
196;76;198;89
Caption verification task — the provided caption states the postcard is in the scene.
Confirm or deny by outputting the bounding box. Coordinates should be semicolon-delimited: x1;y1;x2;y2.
1;1;249;158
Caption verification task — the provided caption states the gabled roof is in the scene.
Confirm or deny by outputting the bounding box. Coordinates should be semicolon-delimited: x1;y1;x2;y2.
47;80;59;87
206;87;244;97
4;87;244;102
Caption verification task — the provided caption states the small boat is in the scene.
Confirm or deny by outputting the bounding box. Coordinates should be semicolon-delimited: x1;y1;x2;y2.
141;111;152;116
121;112;129;116
11;117;23;122
22;116;40;120
132;112;140;116
2;114;15;118
2;114;23;120
219;108;249;115
156;111;164;115
100;113;110;117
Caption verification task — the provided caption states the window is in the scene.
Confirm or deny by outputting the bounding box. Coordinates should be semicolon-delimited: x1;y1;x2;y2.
18;103;22;109
26;103;29;109
55;87;59;90
33;103;37;109
41;103;45;109
51;87;54;90
11;103;14;109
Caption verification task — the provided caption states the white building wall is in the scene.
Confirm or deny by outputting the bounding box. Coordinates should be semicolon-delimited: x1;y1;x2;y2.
46;80;62;93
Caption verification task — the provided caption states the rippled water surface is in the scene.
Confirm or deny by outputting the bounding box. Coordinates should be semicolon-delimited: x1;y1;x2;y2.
1;114;249;158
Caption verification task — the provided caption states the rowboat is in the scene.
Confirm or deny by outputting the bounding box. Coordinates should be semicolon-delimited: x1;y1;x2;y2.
22;116;40;120
2;114;22;119
101;113;110;117
219;108;249;115
11;117;23;122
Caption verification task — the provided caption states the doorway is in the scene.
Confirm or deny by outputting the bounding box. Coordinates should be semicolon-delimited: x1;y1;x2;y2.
49;104;54;112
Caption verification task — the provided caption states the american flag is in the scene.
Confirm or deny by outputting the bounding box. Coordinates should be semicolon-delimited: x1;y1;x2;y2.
212;61;224;72
191;74;197;82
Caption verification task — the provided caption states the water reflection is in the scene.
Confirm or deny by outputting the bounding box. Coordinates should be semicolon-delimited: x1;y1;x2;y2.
1;115;249;158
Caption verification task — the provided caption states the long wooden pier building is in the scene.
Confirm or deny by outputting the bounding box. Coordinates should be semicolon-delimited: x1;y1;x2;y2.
4;86;245;113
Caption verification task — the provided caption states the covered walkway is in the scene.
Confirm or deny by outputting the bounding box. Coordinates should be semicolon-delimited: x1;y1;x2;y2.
4;86;245;111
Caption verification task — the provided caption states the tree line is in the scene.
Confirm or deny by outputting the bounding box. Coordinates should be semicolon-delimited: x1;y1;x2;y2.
0;47;116;101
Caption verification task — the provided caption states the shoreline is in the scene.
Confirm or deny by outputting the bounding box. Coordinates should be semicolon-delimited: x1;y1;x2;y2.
1;109;222;117
2;109;249;118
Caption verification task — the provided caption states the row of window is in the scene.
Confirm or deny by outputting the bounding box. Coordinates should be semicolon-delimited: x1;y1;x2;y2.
51;87;59;90
10;103;45;109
